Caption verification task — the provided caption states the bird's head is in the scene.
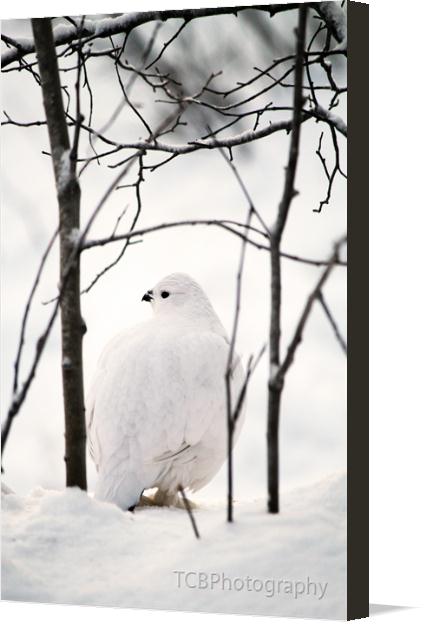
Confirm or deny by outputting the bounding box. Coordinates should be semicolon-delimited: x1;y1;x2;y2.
142;272;217;322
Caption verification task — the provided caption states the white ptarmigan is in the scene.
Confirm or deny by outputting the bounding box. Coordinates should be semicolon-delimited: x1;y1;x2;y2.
86;273;246;510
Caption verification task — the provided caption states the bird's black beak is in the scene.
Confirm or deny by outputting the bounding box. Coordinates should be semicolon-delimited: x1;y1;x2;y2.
142;290;154;302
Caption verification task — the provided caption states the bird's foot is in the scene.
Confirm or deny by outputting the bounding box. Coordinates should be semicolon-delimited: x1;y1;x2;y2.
134;494;158;508
135;489;198;509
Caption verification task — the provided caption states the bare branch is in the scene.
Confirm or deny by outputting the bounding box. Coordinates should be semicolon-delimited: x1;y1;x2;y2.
144;19;188;71
1;150;141;454
223;170;253;523
12;227;59;396
313;125;346;213
209;139;268;523
209;125;270;236
1;281;62;453
98;23;162;136
2;111;47;127
317;290;347;354
232;344;266;425
276;236;347;382
69;17;86;163
82;217;347;268
81;154;145;294
111;35;153;138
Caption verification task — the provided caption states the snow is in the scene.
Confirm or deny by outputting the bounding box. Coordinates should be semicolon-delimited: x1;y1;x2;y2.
313;104;347;138
269;362;280;382
1;472;346;620
67;228;81;245
56;149;72;195
318;2;347;52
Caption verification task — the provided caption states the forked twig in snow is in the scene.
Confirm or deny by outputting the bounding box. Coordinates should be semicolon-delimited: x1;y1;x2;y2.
208;137;263;522
224;199;253;523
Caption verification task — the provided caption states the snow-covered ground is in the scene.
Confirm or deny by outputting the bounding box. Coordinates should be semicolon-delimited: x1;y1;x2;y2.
1;472;346;620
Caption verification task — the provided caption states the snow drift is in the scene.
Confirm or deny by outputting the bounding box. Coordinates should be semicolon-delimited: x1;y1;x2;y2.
2;472;346;619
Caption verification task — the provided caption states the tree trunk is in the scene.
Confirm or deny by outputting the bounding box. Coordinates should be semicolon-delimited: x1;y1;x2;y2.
266;6;308;514
32;18;87;490
267;239;283;513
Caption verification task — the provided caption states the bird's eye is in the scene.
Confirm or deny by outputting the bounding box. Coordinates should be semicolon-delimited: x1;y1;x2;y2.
161;291;170;299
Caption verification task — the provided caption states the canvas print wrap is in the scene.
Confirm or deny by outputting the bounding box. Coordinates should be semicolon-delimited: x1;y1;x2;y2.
1;1;349;620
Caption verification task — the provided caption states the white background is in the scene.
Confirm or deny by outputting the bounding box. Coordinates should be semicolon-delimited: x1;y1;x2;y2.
2;0;442;633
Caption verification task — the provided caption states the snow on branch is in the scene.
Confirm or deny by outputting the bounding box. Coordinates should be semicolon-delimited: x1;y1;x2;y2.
1;5;300;68
73;108;344;162
311;103;347;138
316;1;347;53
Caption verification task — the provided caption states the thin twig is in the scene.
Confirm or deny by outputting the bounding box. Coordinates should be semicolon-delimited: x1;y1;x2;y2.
209;126;270;236
101;23;161;136
111;34;153;137
69;16;86;163
178;485;200;539
144;19;189;71
277;236;347;381
224;198;252;523
12;227;59;395
232;344;267;424
1;152;141;452
81;154;145;294
82;217;347;268
317;290;347;354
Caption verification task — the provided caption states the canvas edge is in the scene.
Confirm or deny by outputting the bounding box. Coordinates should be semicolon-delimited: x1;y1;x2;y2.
347;0;369;621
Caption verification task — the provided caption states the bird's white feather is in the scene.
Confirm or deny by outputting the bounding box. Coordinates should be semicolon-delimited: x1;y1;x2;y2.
87;273;245;509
